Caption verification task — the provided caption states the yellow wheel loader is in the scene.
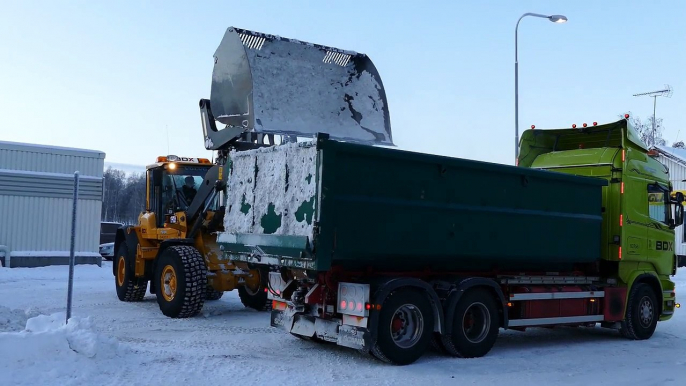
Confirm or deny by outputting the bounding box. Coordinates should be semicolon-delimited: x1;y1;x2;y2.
113;154;270;318
113;25;391;318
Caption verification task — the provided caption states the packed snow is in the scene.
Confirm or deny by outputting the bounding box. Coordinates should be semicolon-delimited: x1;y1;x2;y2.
222;141;317;239
1;263;685;385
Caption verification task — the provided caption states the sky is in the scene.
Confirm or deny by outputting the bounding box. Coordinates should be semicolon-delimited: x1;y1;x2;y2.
1;0;684;170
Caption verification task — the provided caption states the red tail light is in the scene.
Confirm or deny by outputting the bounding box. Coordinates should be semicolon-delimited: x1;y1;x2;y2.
340;300;347;310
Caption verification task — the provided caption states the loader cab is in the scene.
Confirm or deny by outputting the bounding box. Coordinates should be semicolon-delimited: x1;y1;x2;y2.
146;155;213;228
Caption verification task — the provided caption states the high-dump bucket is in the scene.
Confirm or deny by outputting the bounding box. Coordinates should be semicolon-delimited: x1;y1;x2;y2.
210;27;393;146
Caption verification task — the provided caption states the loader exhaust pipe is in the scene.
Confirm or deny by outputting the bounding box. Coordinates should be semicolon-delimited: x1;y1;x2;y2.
208;27;393;147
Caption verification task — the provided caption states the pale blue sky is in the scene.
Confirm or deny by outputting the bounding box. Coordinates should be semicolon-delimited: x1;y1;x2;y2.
1;0;684;168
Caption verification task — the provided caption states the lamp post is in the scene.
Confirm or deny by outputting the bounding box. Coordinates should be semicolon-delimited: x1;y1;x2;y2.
515;13;567;164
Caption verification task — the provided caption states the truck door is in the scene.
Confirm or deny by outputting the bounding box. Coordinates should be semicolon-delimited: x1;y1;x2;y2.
646;183;674;275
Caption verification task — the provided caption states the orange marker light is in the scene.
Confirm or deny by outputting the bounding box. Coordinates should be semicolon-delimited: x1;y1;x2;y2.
621;182;624;194
620;214;623;226
622;149;626;162
619;246;622;260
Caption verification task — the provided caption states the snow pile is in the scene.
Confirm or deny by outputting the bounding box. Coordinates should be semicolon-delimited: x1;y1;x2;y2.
222;141;317;239
0;311;125;386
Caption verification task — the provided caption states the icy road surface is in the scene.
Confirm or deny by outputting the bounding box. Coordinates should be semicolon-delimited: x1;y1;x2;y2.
1;263;685;386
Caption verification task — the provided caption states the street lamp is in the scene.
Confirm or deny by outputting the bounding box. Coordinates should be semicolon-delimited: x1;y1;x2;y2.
515;13;567;164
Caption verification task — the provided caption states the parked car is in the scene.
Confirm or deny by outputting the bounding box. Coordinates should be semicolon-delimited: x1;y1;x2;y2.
100;222;123;245
99;242;115;261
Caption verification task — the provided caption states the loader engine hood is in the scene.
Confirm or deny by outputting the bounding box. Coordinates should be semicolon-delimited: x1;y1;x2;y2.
209;27;393;146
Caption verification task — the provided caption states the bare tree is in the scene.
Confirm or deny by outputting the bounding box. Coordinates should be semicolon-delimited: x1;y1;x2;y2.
620;112;667;148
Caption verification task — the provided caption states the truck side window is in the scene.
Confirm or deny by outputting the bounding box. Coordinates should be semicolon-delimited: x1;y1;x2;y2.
647;184;669;224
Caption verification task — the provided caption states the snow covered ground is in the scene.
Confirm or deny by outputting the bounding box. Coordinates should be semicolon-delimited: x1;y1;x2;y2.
1;263;685;386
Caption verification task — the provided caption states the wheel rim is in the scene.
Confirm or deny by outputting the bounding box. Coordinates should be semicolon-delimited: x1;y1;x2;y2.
462;302;490;344
390;304;424;348
116;256;126;287
242;269;262;295
639;296;654;328
161;265;177;301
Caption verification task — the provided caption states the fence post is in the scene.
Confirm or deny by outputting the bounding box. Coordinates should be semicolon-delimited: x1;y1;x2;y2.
66;171;80;323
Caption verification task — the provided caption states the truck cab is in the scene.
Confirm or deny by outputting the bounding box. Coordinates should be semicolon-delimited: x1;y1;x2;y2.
518;117;683;322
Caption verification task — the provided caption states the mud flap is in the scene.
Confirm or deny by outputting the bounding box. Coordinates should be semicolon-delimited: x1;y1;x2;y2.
290;314;316;338
271;309;294;331
337;325;370;351
209;27;393;147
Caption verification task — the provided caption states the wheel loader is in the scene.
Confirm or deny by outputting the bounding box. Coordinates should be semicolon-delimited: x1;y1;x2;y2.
113;25;391;318
112;153;273;318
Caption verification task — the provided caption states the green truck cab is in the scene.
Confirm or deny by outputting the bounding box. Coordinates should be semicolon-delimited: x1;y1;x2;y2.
519;117;682;324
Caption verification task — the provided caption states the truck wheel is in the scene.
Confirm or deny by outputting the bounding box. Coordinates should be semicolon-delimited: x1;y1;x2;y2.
620;283;658;340
205;286;224;301
441;288;499;358
370;288;434;365
238;268;271;311
114;243;147;302
154;245;207;318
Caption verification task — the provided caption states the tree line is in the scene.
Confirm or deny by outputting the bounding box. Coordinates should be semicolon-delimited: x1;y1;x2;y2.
101;167;146;225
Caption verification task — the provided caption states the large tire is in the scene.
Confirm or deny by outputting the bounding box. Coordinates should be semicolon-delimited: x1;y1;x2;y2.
370;288;434;365
154;245;207;318
620;283;658;340
441;288;499;358
114;243;147;302
238;268;271;311
205;286;224;301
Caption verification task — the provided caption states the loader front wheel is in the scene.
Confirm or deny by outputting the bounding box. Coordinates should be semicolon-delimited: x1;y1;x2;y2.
205;286;224;301
238;268;271;311
154;245;207;318
114;243;147;302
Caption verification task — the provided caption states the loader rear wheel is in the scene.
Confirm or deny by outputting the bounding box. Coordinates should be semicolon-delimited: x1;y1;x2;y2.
620;283;658;340
154;245;207;318
205;286;224;301
370;288;434;365
441;288;499;358
238;268;271;311
114;243;147;302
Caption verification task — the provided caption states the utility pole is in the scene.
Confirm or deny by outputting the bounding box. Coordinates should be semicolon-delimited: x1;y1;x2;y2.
633;85;673;146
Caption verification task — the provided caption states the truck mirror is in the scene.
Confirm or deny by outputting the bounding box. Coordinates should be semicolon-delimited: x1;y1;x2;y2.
676;192;685;203
675;203;684;227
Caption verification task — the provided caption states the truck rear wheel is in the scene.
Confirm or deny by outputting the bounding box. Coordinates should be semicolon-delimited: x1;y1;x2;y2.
441;288;499;358
370;288;434;365
154;245;207;318
238;268;271;311
114;243;147;302
620;283;658;340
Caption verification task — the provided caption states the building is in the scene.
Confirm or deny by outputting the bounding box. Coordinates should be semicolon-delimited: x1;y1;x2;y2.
651;145;686;267
0;140;105;268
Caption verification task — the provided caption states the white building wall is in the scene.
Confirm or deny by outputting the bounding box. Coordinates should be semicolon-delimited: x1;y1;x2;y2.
655;153;686;258
0;140;105;267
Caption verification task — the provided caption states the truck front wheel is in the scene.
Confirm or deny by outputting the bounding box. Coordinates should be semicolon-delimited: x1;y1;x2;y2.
371;288;434;365
620;283;658;340
441;288;499;358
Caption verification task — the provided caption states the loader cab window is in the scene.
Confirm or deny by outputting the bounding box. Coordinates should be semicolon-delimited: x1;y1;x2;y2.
161;164;211;211
648;184;670;224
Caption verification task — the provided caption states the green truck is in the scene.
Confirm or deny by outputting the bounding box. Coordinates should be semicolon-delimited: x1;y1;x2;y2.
199;27;684;365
